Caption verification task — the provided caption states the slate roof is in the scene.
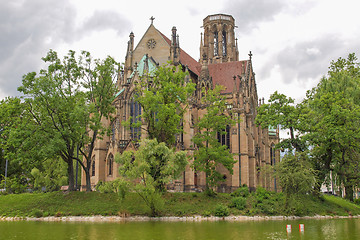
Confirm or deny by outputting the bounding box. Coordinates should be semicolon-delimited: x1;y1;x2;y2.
158;32;201;76
158;28;250;93
207;61;248;93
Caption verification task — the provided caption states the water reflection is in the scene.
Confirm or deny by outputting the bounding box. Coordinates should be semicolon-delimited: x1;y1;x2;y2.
0;218;359;240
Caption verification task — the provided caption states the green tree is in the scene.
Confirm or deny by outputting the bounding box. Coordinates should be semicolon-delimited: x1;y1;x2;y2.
255;91;305;152
192;86;236;193
0;97;46;192
304;53;360;200
275;152;317;208
77;51;118;192
131;64;196;146
18;50;119;191
31;157;68;192
115;138;187;215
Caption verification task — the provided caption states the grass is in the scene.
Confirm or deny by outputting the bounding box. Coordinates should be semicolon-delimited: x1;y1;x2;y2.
1;190;360;218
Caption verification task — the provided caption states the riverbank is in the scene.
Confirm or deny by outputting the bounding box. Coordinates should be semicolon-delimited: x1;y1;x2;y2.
1;214;360;222
1;190;360;219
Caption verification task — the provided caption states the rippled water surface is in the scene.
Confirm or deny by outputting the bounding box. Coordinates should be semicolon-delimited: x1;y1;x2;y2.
1;218;359;240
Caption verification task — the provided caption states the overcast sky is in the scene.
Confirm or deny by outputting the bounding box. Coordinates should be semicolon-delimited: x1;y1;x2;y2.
1;0;360;102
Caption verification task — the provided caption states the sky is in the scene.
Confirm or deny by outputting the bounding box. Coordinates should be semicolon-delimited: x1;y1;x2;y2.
1;0;360;103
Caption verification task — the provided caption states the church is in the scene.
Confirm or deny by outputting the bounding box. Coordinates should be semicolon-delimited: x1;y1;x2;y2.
82;14;279;193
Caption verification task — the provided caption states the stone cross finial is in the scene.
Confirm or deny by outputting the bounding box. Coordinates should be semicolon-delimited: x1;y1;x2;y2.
150;16;155;24
248;51;253;60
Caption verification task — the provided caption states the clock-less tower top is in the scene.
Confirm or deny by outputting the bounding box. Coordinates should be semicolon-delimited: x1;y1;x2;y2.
200;14;239;64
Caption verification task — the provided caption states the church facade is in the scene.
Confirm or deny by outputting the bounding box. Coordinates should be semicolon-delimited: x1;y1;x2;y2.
82;14;279;193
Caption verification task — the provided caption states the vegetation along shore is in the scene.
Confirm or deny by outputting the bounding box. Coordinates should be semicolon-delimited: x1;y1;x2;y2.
1;186;360;220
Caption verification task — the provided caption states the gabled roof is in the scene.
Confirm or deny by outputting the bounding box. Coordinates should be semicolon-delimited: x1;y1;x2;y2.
158;32;201;76
130;54;158;79
199;61;248;93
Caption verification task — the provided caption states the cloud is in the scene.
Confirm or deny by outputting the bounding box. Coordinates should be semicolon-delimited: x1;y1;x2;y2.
0;0;131;99
222;0;287;33
260;35;360;85
79;10;131;37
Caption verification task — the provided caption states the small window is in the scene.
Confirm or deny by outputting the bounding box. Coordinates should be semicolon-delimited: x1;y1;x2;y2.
108;154;114;176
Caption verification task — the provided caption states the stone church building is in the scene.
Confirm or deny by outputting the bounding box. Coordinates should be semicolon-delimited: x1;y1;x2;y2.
82;14;279;193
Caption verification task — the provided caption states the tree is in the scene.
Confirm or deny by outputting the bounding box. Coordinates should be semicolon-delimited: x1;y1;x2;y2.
115;139;187;215
255;91;306;152
275;152;317;208
303;53;360;200
192;86;236;193
131;64;196;146
77;51;118;192
18;50;119;191
0;97;46;192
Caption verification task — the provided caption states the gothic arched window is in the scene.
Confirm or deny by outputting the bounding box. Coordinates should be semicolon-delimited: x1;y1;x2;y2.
270;144;276;166
222;30;227;56
214;31;219;56
129;96;141;140
217;125;231;149
107;153;114;176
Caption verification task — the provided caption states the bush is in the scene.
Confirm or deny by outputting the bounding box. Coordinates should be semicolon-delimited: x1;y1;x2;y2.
231;185;249;198
354;198;360;205
214;204;230;217
202;210;211;217
30;209;43;218
230;197;246;210
254;187;270;203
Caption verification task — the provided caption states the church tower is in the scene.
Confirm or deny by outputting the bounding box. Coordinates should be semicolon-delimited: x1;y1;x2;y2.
200;14;239;64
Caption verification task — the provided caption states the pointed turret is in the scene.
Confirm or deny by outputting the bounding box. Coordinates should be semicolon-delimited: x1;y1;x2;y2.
125;32;135;77
170;26;180;65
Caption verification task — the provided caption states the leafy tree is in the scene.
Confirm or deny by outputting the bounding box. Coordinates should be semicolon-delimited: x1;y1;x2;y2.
18;50;119;191
31;157;68;192
116;138;187;215
131;64;196;146
0;97;45;192
275;152;317;208
192;86;236;193
77;51;118;192
303;53;360;200
255;91;305;152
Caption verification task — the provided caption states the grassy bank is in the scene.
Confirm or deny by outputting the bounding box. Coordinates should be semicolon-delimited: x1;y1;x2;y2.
1;190;360;218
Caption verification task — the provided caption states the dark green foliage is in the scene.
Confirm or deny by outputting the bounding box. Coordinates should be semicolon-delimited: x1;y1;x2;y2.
254;187;271;203
1;191;360;218
214;204;230;217
30;209;43;218
231;185;250;198
192;85;236;191
230;197;246;210
130;64;196;146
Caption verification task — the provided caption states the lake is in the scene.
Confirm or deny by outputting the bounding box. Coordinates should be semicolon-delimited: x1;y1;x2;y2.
1;218;359;239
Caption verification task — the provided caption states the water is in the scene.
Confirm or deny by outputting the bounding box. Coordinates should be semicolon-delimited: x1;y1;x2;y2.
1;218;359;240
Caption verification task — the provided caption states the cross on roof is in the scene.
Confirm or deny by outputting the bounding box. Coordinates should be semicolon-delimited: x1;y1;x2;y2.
248;51;253;60
150;16;155;24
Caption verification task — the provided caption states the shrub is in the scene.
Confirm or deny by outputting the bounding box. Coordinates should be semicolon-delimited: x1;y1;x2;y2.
214;204;230;217
354;198;360;205
30;209;43;218
231;185;249;198
230;197;246;210
202;210;211;217
254;187;270;203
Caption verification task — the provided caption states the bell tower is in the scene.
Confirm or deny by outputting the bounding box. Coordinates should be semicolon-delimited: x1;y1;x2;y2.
200;14;239;64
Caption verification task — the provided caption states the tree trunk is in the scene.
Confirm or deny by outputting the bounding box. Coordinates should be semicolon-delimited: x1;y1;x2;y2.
67;159;75;191
345;184;354;202
85;165;91;192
